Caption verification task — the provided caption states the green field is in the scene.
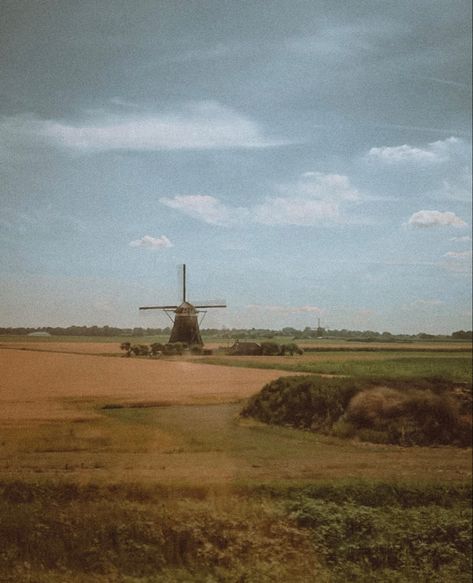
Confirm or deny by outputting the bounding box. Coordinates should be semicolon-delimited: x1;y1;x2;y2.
202;352;472;382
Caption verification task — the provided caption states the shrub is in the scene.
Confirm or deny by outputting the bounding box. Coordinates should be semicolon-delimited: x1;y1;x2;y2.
241;375;472;446
150;342;164;356
163;342;185;356
120;342;132;357
344;387;471;446
280;343;303;356
241;376;359;430
131;344;150;356
261;341;281;356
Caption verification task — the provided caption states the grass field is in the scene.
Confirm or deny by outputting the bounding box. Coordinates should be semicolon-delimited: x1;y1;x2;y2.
201;351;472;382
0;337;471;581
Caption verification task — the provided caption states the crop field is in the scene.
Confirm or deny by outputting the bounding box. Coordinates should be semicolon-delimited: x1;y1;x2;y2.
202;349;472;382
0;338;471;582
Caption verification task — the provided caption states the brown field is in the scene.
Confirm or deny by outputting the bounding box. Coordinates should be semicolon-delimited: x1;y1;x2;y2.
0;341;121;355
0;346;295;421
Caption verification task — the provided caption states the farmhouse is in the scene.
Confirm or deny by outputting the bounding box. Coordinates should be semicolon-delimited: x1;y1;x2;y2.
228;341;263;355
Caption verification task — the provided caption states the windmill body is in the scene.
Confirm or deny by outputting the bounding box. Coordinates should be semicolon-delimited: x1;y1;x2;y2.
139;265;226;346
168;301;203;345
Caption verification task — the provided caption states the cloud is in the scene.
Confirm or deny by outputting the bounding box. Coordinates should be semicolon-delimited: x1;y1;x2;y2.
253;172;360;226
0;102;288;153
440;250;472;274
407;210;467;228
410;299;444;307
246;304;322;315
129;235;173;249
449;236;472;242
443;250;472;259
367;137;461;163
161;172;361;227
159;195;248;226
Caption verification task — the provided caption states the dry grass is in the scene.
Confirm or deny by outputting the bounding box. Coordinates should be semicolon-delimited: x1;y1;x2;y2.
0;402;471;486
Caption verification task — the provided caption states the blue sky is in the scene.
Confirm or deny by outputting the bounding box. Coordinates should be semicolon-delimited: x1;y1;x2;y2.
0;0;471;333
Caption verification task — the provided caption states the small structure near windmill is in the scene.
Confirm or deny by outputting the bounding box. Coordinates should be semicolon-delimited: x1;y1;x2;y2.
139;265;226;346
228;340;263;355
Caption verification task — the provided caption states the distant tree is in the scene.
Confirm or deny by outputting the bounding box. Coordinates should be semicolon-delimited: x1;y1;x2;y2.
120;342;132;357
282;327;298;337
452;330;473;340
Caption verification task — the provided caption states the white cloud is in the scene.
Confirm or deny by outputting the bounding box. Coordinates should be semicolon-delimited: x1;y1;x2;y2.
0;102;287;153
252;198;339;225
443;250;472;259
161;172;361;227
440;250;472;274
246;304;322;314
129;235;173;249
253;172;360;225
410;299;444;307
407;210;467;228
159;195;247;226
449;236;472;242
367;137;460;163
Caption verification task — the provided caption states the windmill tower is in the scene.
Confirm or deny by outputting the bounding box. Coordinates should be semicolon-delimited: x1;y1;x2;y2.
139;265;226;346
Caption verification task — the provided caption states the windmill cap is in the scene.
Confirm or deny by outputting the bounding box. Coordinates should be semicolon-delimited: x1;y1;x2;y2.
175;301;198;314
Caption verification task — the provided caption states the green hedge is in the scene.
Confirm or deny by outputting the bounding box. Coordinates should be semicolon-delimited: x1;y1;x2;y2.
241;376;472;446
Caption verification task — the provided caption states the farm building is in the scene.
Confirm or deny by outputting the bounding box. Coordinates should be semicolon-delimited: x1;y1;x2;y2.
228;341;262;355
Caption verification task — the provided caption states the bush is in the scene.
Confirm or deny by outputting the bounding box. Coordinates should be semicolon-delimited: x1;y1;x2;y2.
150;342;164;356
289;498;472;578
131;344;150;356
241;375;472;446
344;387;471;446
163;342;185;355
280;343;303;356
261;341;281;356
241;376;359;430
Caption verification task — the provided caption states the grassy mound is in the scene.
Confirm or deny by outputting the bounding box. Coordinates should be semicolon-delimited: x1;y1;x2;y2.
241;375;472;446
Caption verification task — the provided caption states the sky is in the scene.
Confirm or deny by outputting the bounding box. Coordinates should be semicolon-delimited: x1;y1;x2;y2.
0;0;471;334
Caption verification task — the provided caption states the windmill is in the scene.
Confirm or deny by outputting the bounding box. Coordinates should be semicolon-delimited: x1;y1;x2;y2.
139;265;226;346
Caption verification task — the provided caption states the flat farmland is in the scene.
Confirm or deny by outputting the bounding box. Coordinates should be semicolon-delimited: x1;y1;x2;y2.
1;340;471;582
0;347;295;420
0;343;471;486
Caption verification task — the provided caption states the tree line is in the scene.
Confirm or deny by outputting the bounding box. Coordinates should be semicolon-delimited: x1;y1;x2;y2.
0;325;471;340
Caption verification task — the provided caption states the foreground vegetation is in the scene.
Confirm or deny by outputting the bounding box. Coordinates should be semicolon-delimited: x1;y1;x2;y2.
0;480;470;582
